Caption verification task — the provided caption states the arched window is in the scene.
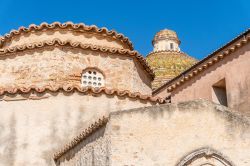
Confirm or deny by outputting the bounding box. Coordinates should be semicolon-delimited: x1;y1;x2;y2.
81;68;105;88
170;43;174;50
177;148;234;166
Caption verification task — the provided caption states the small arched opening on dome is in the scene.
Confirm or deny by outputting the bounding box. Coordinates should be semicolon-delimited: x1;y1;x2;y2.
177;148;234;166
170;42;174;50
152;29;181;52
81;68;105;88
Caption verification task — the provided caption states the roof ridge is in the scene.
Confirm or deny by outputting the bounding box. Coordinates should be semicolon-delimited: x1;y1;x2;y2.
0;21;134;50
0;85;165;103
0;39;155;79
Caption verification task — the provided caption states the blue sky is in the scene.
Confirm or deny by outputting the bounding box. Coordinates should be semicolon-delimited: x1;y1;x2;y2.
0;0;249;59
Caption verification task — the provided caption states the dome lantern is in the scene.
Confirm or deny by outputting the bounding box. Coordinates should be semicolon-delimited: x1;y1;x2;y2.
152;29;181;52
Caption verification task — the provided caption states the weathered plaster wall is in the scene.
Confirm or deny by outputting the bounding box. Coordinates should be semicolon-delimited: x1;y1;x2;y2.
161;43;250;116
0;92;154;166
2;30;129;50
56;126;110;166
0;47;151;94
57;100;250;166
108;100;250;165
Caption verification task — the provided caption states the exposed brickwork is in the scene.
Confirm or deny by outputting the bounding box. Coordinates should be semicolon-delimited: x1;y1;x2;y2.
0;46;152;95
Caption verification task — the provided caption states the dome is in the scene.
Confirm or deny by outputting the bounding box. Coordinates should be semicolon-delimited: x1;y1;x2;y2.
147;29;197;90
147;51;197;90
153;29;180;45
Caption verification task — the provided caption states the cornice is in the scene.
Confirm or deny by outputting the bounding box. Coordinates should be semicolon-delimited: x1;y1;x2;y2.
0;85;165;103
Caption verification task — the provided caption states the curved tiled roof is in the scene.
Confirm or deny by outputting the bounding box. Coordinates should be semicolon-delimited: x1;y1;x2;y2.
0;22;134;50
153;29;180;44
0;85;165;103
153;28;250;94
147;50;197;89
0;39;155;79
53;116;108;161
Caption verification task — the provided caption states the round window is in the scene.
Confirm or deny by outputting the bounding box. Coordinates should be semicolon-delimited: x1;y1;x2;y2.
81;69;105;88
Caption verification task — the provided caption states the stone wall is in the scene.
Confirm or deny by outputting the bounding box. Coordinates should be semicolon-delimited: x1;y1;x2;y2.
58;100;250;165
55;126;109;166
108;100;250;165
109;100;250;166
0;92;155;166
0;46;151;95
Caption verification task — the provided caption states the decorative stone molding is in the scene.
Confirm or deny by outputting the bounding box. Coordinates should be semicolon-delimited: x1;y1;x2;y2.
176;147;235;166
0;39;155;79
153;28;250;94
0;22;133;50
0;85;165;103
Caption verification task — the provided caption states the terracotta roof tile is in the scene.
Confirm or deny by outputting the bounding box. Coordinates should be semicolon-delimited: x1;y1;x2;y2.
0;85;165;103
0;22;133;50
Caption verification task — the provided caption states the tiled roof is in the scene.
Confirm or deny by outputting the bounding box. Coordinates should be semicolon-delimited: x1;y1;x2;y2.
0;85;165;103
147;50;197;89
0;22;133;50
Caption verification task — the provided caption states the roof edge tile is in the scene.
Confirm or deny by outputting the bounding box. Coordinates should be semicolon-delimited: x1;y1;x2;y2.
0;21;134;50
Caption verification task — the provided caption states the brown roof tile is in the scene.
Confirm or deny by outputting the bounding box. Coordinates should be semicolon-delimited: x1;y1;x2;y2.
0;22;133;50
0;85;165;103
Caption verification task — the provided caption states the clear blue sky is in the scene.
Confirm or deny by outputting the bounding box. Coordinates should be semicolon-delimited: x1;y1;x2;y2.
0;0;249;59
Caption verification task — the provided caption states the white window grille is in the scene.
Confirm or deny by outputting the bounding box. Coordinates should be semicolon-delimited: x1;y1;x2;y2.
81;69;105;88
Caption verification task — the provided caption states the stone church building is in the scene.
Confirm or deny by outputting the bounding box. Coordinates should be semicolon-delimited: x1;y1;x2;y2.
0;22;249;166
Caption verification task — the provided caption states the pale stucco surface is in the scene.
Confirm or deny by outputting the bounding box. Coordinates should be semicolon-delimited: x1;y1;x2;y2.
156;42;250;116
56;126;109;166
0;92;155;166
57;100;250;166
110;100;250;165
